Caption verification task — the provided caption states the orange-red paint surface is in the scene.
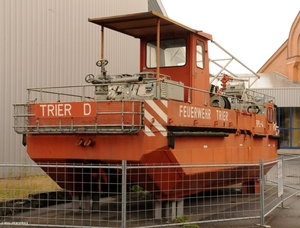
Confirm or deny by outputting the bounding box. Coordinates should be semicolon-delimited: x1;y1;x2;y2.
16;12;279;199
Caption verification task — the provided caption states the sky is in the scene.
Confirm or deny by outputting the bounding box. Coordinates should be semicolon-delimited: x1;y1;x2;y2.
161;0;299;73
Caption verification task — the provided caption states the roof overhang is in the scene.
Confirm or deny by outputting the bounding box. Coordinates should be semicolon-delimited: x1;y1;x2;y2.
88;11;212;40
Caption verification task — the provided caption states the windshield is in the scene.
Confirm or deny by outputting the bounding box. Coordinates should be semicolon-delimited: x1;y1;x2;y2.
146;38;186;68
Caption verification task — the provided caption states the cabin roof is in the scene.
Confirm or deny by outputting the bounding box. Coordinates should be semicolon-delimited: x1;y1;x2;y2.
88;11;212;40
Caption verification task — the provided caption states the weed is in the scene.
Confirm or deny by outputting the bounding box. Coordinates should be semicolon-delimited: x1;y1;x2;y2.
181;225;200;228
174;216;189;223
131;185;144;192
128;185;153;201
174;217;200;228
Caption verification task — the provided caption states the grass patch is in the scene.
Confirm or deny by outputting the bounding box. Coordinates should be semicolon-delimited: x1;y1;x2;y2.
0;175;61;202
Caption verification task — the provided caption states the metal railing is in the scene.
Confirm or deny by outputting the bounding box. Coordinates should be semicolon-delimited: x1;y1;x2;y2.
13;100;143;134
1;157;298;227
13;72;276;135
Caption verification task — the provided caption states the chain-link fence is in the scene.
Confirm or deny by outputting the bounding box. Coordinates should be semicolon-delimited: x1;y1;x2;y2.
0;157;299;227
263;155;300;223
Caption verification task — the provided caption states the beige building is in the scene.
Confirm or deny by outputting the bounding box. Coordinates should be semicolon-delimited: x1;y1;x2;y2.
0;0;165;177
2;1;298;179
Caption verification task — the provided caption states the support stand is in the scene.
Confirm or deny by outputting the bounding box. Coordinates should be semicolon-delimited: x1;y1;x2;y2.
155;198;184;220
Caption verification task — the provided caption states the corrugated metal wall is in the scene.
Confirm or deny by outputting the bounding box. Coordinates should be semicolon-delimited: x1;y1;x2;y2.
148;0;167;15
253;88;300;107
0;0;148;177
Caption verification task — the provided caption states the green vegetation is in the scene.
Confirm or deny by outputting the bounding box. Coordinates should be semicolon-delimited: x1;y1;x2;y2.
0;175;61;202
174;217;200;228
128;184;153;201
181;224;200;228
174;216;189;223
131;185;144;192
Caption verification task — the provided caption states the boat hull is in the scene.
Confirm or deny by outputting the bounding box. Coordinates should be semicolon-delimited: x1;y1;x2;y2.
27;131;278;199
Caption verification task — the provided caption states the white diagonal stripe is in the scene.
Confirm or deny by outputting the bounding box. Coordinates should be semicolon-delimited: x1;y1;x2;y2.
145;100;167;123
161;100;168;108
144;109;167;137
144;126;155;136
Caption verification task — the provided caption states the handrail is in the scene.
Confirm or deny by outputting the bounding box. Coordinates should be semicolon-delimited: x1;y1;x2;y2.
25;72;172;103
14;73;275;135
24;75;275;106
13;100;143;135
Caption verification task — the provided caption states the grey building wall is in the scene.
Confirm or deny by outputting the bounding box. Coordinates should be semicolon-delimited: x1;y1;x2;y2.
148;0;167;15
0;0;148;177
253;88;300;108
250;73;300;107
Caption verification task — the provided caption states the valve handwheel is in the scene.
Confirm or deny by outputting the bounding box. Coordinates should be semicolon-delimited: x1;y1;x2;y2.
85;74;95;83
96;59;108;67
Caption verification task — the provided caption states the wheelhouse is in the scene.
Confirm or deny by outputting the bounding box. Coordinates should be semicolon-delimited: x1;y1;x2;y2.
89;11;212;104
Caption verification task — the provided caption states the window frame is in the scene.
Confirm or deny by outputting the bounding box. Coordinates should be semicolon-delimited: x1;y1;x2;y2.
146;38;187;68
196;39;204;69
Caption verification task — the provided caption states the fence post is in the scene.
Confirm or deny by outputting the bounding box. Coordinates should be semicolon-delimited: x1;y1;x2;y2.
279;155;284;208
259;159;265;226
121;160;127;228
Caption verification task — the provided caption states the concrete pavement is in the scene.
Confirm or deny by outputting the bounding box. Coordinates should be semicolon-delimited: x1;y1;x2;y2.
199;149;300;228
278;148;300;156
199;193;300;228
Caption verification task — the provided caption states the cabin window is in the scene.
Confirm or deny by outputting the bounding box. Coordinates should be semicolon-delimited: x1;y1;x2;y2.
196;40;204;68
146;38;186;68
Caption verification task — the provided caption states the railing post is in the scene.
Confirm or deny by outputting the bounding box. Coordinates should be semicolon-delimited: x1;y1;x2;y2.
188;88;191;103
39;88;43;102
82;86;85;101
259;159;265;226
121;160;127;228
27;89;31;102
